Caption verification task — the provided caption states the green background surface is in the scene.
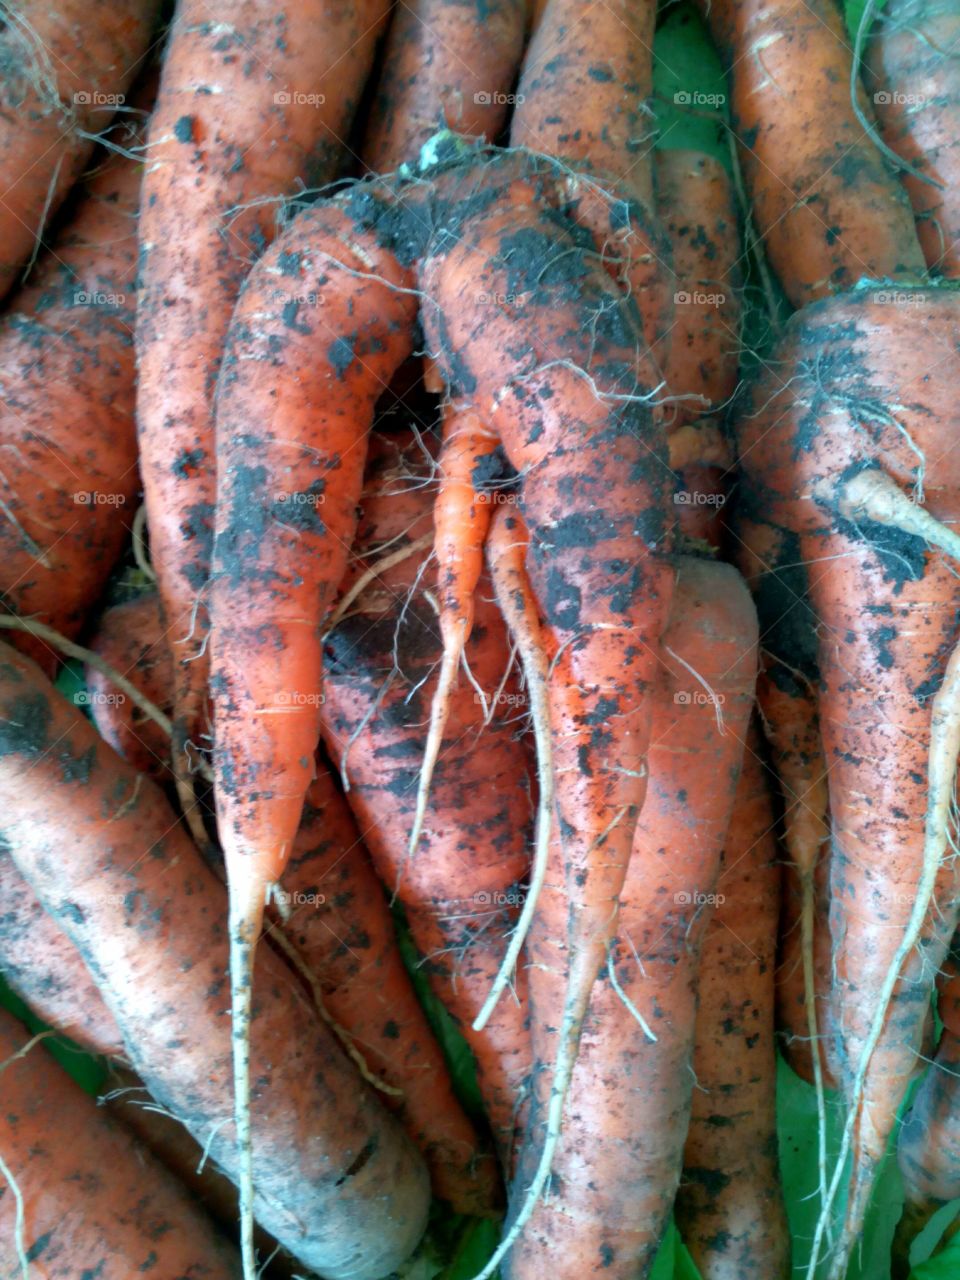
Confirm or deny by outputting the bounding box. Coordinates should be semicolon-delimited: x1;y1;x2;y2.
3;3;957;1277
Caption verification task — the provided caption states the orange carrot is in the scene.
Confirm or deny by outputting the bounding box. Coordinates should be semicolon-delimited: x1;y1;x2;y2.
668;420;734;548
735;288;960;1277
319;431;533;1168
0;641;430;1279
0;0;156;299
656;150;742;428
0;853;123;1057
0;114;144;675
865;0;960;278
0;1007;240;1279
676;731;790;1280
86;594;176;780
699;0;926;307
276;762;502;1214
137;0;391;778
507;555;757;1278
82;588;497;1212
362;0;527;171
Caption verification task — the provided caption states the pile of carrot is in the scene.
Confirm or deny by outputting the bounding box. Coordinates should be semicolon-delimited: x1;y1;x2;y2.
0;0;958;1277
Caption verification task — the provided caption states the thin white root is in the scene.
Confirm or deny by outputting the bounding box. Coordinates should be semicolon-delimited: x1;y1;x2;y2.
607;944;657;1042
0;1152;29;1278
834;469;960;564
265;925;403;1098
471;1002;580;1280
801;873;832;1248
323;534;433;635
229;906;259;1280
132;504;156;582
808;638;960;1279
0;615;172;738
473;556;553;1033
408;639;461;866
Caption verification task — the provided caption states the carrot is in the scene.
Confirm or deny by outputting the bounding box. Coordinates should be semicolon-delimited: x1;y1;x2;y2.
0;0;157;300
0;853;123;1057
865;0;960;278
362;0;527;171
319;431;533;1169
668;420;734;548
655;150;742;428
0;642;430;1279
86;593;176;780
79;581;495;1211
418;164;676;1274
891;943;960;1276
699;0;926;307
0;1007;240;1279
0;112;145;676
137;0;392;772
275;762;502;1214
675;729;790;1280
506;555;757;1278
735;287;960;1278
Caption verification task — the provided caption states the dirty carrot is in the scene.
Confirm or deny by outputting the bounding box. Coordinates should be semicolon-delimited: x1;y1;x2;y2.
0;641;430;1279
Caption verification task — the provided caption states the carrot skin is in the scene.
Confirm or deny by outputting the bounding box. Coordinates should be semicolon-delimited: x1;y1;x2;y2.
0;126;144;673
866;0;960;278
507;557;758;1278
676;732;790;1280
700;0;926;306
86;594;177;780
138;0;391;743
0;643;430;1280
362;0;527;170
736;288;960;1265
0;1008;240;1279
0;854;124;1057
81;589;494;1213
0;0;157;299
655;150;742;429
319;432;533;1168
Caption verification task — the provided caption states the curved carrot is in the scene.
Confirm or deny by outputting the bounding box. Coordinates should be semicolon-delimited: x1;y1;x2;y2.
320;431;533;1168
0;642;430;1279
137;0;391;769
0;1008;239;1279
735;288;960;1277
655;149;742;428
507;557;758;1279
699;0;926;307
865;0;960;278
0;113;144;674
675;730;790;1280
0;0;157;299
362;0;527;171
